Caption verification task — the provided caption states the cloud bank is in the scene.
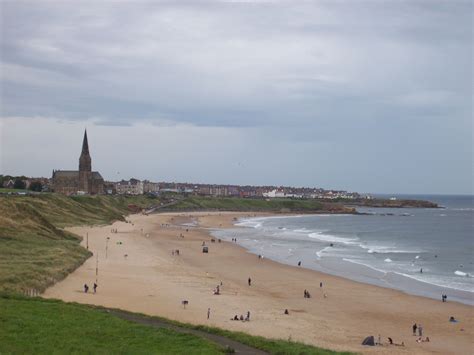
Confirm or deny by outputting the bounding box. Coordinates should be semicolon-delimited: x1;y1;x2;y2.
1;1;472;194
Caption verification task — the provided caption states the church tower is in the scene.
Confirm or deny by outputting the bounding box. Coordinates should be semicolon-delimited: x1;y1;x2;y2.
79;130;92;192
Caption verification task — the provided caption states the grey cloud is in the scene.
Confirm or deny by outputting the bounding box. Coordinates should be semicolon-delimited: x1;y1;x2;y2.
1;1;472;194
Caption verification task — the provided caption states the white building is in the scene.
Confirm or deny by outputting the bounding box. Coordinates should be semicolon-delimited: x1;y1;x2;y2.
262;189;286;198
143;180;160;194
115;179;144;195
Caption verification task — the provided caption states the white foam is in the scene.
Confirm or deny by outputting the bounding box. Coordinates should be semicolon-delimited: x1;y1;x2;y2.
316;246;333;259
360;244;422;254
384;258;392;262
455;270;469;277
393;272;474;293
308;232;358;245
342;258;387;274
294;228;310;233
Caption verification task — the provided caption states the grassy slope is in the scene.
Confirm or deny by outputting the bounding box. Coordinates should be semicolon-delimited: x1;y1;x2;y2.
0;295;351;355
134;312;352;355
164;196;354;213
0;296;224;354
0;194;158;293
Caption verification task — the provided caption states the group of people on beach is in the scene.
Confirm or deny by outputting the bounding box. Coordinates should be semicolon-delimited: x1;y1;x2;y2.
83;283;98;294
230;311;251;322
412;323;431;343
412;323;423;337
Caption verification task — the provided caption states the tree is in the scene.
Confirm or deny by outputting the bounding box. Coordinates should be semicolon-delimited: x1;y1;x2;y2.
13;179;26;189
29;181;43;192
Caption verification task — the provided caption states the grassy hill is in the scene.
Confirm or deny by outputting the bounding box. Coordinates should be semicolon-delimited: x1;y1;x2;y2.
163;195;355;213
0;294;351;355
0;295;224;354
0;193;159;293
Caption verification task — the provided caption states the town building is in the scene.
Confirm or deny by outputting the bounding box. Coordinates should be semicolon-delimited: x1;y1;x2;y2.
115;178;144;195
143;180;160;194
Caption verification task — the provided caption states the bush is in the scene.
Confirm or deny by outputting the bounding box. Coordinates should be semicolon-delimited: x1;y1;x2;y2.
29;181;43;192
13;179;26;189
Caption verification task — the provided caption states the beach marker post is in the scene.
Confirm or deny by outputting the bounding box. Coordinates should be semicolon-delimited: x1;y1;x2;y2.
86;232;89;250
96;252;99;284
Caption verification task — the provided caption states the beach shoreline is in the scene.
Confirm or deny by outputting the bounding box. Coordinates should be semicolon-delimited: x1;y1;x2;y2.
212;213;474;306
43;211;473;354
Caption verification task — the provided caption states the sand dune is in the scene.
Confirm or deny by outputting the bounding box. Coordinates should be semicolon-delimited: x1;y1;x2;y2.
43;212;473;354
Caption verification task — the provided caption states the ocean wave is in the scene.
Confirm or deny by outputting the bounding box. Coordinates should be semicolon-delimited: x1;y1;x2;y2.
384;258;392;262
342;258;387;274
294;228;310;233
316;246;333;259
343;260;474;293
308;232;358;245
360;244;422;254
235;220;262;228
454;270;472;277
393;272;474;293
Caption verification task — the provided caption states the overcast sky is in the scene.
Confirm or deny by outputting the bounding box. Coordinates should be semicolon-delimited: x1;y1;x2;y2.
0;1;472;194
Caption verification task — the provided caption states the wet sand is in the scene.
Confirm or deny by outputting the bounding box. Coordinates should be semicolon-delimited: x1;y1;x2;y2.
43;212;473;354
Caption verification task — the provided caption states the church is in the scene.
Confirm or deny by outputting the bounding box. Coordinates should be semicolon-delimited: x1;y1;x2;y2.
52;130;104;195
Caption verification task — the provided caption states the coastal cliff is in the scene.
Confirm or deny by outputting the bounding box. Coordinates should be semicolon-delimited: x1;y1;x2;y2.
343;198;439;208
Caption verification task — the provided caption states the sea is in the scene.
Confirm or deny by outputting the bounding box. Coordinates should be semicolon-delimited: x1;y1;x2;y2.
211;195;474;305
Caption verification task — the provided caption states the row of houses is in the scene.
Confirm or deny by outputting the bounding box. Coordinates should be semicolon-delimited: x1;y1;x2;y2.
1;176;51;191
109;179;360;199
111;179;161;195
1;174;361;200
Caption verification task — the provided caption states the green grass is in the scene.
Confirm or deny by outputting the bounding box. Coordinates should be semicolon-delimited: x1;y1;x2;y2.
163;196;354;213
0;194;159;293
0;295;224;354
0;295;352;355
134;313;352;355
0;188;28;193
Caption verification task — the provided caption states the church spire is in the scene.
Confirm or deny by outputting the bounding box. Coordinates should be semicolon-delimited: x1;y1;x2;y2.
81;129;89;154
79;129;92;172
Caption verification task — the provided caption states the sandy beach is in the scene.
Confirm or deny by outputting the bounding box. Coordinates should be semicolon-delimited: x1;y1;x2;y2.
43;212;473;354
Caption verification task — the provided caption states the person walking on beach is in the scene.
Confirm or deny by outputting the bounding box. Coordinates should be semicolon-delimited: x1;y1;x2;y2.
207;308;211;319
248;277;252;286
418;324;423;337
320;282;323;288
246;311;250;321
84;284;89;293
93;283;98;294
412;323;417;336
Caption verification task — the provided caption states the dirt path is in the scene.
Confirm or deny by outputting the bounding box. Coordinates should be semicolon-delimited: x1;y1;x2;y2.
107;309;268;355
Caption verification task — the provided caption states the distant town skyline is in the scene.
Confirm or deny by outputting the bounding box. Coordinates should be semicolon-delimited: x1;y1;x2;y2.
1;1;472;195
